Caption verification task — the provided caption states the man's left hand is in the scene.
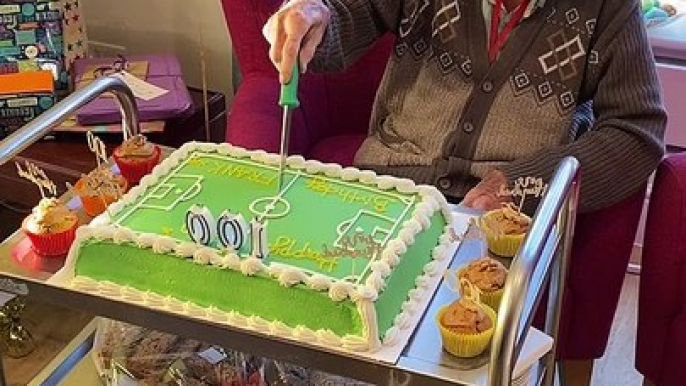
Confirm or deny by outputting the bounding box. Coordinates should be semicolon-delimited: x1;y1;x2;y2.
461;169;511;211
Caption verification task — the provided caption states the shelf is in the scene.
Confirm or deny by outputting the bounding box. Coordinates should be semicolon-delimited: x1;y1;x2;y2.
2;299;93;386
56;352;101;386
28;319;98;386
44;330;543;386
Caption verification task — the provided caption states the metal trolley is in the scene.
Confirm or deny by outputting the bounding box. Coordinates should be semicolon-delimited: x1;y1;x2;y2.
0;77;580;386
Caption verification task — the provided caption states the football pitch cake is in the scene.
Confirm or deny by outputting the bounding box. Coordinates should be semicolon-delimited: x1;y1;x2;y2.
56;142;455;352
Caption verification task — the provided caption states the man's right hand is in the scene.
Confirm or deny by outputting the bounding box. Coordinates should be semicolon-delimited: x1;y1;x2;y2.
264;0;331;84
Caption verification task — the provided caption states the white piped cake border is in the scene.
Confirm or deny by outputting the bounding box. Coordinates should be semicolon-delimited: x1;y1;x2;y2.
58;142;456;352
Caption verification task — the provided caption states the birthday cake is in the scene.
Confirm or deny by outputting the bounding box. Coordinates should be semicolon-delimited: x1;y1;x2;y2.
56;142;455;352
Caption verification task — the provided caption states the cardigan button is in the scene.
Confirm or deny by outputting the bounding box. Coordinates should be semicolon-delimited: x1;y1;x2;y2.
438;177;452;190
463;122;475;133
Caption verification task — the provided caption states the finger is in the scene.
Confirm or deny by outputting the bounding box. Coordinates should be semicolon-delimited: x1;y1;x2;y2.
299;24;326;73
269;16;286;67
470;195;491;211
280;34;303;83
279;10;311;83
271;32;286;70
262;16;277;45
472;195;501;211
461;188;482;207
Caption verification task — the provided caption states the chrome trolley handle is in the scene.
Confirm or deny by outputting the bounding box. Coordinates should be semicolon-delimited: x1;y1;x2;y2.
0;76;140;166
489;157;581;386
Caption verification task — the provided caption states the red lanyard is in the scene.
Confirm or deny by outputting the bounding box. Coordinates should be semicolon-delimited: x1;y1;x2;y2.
489;0;532;62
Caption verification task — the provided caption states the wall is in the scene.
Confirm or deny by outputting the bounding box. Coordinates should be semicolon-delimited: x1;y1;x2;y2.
658;63;686;148
80;0;234;104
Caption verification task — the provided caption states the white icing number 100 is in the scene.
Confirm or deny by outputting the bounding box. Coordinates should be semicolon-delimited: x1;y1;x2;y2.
186;205;268;259
186;206;215;246
217;210;248;250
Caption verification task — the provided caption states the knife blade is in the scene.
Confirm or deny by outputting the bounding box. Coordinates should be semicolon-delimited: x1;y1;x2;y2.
277;62;300;193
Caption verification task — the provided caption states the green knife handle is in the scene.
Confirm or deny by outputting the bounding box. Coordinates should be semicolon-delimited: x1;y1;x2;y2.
279;61;300;109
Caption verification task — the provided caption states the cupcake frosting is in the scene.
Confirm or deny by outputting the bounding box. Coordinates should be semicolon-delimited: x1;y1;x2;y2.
26;198;77;234
441;298;493;334
459;257;507;293
114;135;156;161
485;204;531;235
79;167;124;197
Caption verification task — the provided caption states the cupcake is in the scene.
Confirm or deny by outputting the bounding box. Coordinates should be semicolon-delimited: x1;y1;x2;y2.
436;297;496;358
74;167;128;217
112;135;161;184
478;203;531;257
23;198;79;257
458;257;508;311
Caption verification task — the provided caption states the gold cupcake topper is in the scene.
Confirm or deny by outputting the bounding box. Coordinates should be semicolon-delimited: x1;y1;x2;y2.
321;230;383;280
444;270;484;305
498;176;548;212
87;131;109;169
458;277;482;305
15;161;57;199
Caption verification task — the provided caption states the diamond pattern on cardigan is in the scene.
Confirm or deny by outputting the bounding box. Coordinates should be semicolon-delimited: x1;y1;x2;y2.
460;58;473;77
559;90;576;109
400;0;430;38
510;69;578;115
411;39;430;58
589;50;599;65
437;52;455;72
538;30;586;81
395;42;409;57
565;8;580;24
431;0;461;43
586;18;596;34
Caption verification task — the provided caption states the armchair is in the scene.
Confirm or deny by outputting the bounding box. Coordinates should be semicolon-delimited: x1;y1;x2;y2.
636;153;686;386
221;0;646;361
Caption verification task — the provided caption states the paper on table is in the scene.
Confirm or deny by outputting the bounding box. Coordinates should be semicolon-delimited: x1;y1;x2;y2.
112;71;169;101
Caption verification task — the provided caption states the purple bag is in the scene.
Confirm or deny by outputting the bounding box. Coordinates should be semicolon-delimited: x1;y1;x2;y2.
74;54;193;125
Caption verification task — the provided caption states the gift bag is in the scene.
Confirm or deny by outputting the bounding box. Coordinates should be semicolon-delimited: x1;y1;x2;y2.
0;0;68;89
60;0;88;71
74;54;193;125
0;72;56;137
0;0;68;136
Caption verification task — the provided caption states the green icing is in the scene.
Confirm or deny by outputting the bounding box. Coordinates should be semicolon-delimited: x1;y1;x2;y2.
112;152;419;280
375;213;447;336
76;147;451;343
75;242;363;336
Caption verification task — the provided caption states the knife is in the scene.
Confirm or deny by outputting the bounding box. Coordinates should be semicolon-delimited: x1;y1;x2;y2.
277;62;300;193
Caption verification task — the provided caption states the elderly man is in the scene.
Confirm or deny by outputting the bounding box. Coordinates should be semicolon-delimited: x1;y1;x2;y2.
265;0;666;383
